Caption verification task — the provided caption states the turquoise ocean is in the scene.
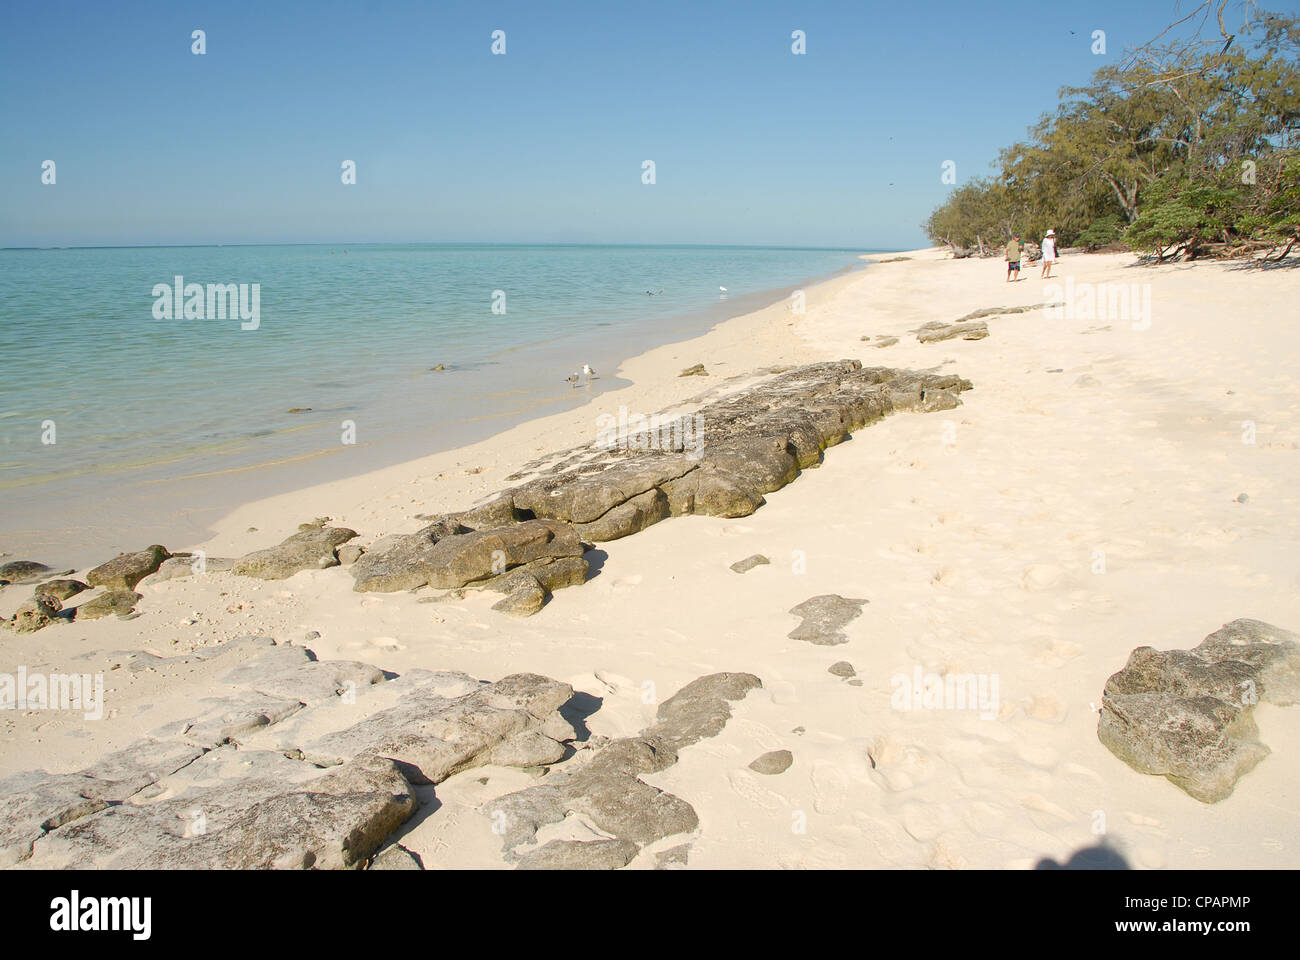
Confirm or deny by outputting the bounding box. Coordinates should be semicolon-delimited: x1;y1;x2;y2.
0;243;876;565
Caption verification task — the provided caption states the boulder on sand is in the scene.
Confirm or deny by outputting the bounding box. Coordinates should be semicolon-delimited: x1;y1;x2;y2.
232;526;358;580
86;545;170;591
1098;618;1300;802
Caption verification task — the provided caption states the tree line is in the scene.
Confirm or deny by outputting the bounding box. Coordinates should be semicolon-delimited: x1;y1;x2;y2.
925;6;1299;262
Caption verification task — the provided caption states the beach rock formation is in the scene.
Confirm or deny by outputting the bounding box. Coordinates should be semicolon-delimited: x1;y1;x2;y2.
351;519;586;604
487;672;761;868
916;320;989;343
232;525;358;579
499;362;971;542
787;594;868;645
1097;618;1300;802
86;545;170;591
679;363;708;376
5;638;581;869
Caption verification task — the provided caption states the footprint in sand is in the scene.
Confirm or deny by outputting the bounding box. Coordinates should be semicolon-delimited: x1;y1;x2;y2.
720;524;756;536
1020;564;1063;591
1024;695;1066;723
810;759;849;814
901;802;951;843
610;574;642;592
369;636;403;650
727;769;786;810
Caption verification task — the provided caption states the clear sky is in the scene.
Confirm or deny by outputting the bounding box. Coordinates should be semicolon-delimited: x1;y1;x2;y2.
0;0;1257;249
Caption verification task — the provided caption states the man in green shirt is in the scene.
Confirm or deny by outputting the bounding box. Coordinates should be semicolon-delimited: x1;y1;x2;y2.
1006;234;1022;282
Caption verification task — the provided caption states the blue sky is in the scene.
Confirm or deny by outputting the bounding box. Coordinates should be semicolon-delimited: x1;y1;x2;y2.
0;0;1262;248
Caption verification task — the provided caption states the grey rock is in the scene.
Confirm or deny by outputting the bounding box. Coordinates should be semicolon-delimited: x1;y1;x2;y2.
730;554;770;574
646;672;763;748
75;589;142;620
219;645;386;704
33;579;88;602
0;560;61;585
9;596;61;633
956;304;1036;322
873;336;899;348
369;843;423;870
0;740;203;865
140;555;235;585
787;595;868;645
336;544;365;566
157;691;305;748
490;575;547;618
828;661;856;678
748;749;793;775
303;673;575;785
679;363;708;376
85;545;170;591
486;672;761;866
353;519;583;595
350;519;469;592
516;838;639;870
232;526;358;579
31;755;416;870
1098;618;1300;802
917;321;989;343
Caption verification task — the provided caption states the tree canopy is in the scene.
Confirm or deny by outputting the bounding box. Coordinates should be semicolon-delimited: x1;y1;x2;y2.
924;6;1300;261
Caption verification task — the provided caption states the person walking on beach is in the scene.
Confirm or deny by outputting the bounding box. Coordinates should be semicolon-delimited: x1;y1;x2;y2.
1040;229;1058;279
1005;234;1023;282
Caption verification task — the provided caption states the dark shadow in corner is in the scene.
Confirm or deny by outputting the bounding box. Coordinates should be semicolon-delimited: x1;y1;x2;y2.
1035;840;1131;870
559;691;602;743
582;547;609;580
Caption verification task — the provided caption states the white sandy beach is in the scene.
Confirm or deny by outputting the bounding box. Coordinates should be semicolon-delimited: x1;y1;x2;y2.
3;247;1298;869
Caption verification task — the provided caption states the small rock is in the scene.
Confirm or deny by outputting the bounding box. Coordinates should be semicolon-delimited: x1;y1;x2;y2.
34;579;89;602
679;363;707;377
748;749;793;775
76;590;142;620
729;554;769;574
1236;493;1249;504
788;595;868;645
337;544;365;566
828;661;856;678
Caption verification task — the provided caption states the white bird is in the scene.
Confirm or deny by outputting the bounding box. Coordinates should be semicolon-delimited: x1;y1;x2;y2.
719;286;727;292
582;364;598;380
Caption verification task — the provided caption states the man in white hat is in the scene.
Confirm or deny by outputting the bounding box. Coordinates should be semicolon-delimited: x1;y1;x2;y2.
1040;229;1058;279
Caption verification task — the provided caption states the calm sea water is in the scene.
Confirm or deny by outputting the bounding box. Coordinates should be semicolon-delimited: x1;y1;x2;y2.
0;243;874;565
